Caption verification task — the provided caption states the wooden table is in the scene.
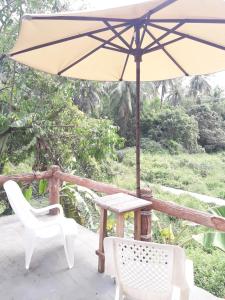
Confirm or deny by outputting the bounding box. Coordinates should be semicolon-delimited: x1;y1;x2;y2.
94;193;152;273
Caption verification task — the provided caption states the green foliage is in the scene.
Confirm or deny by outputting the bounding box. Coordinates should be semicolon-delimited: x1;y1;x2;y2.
193;206;225;252
188;104;225;152
104;82;136;145
186;247;225;298
112;148;225;199
3;161;33;175
1;91;123;176
141;108;200;153
23;186;33;201
188;76;211;98
38;179;48;195
141;139;165;154
193;231;225;253
60;183;100;231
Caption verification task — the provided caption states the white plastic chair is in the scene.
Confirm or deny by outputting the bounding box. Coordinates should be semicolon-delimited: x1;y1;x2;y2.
104;237;223;300
4;180;78;270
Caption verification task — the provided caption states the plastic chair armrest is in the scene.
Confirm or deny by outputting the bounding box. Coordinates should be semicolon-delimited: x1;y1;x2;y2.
31;204;64;216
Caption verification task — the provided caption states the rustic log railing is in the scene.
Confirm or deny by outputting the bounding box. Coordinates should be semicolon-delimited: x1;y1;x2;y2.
1;165;225;238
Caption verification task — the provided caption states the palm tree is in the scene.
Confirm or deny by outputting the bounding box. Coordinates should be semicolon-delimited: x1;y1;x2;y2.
188;75;211;101
210;86;224;102
108;81;136;139
153;79;174;108
166;79;184;106
73;81;104;117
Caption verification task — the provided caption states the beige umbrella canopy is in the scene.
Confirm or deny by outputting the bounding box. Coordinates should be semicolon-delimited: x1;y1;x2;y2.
9;0;225;195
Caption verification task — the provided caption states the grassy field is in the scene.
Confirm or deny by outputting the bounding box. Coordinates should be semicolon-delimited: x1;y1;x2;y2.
111;148;225;200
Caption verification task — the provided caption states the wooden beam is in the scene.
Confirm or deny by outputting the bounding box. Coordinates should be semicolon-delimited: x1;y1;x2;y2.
54;171;225;232
55;171;133;195
149;196;225;232
0;170;52;185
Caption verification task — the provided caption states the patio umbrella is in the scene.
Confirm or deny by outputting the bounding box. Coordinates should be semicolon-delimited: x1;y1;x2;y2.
9;0;225;197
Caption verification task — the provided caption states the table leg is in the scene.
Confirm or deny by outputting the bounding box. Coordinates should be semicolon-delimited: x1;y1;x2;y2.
97;208;107;273
134;209;141;240
116;213;125;237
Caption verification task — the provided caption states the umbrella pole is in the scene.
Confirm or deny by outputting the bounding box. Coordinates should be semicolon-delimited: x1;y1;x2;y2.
136;58;141;198
135;25;141;198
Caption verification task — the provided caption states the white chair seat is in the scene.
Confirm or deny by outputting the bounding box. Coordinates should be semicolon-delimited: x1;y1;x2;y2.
35;217;77;239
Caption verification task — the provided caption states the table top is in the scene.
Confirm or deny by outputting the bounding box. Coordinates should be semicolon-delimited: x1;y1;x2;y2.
93;193;152;213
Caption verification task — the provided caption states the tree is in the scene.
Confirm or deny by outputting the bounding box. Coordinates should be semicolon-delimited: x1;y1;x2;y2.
106;81;136;144
166;79;184;106
72;81;105;117
0;0;123;178
141;108;200;153
188;104;225;152
154;80;173;108
188;75;211;101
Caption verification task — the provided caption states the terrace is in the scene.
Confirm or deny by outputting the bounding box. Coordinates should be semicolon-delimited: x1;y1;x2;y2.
1;165;225;299
0;215;115;300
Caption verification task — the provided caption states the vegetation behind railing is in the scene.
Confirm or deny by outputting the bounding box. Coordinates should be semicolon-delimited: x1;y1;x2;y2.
1;165;225;239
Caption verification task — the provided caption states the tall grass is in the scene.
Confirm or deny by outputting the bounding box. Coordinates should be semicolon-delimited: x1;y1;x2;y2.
111;148;225;200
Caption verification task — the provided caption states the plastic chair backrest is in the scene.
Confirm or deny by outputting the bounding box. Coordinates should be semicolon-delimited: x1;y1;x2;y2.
3;180;39;228
105;237;185;297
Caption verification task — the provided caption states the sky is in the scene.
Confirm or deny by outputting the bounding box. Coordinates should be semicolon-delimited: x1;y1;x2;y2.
70;0;225;89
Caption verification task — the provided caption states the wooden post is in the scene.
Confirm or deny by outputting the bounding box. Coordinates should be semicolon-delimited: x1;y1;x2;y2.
48;165;61;215
116;213;125;237
97;208;107;273
140;188;153;241
134;209;141;240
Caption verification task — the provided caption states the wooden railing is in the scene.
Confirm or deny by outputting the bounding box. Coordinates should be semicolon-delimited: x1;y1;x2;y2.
1;165;225;239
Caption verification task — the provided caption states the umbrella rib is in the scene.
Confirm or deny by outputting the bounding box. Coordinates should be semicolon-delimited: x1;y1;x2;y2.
140;12;152;48
10;22;128;57
102;45;130;54
27;15;135;23
150;23;225;52
144;36;184;54
89;34;129;54
146;28;189;76
147;18;225;24
142;0;178;19
120;36;135;81
58;24;133;76
139;0;177;52
143;22;185;52
104;21;131;49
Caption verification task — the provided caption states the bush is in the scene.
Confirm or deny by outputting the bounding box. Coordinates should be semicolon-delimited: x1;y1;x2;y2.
186;246;225;298
188;104;225;152
141;108;200;153
162;139;185;154
141;139;165;153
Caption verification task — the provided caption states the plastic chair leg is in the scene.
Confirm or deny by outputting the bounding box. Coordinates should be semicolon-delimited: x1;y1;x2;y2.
24;234;36;270
63;235;75;269
115;285;123;300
